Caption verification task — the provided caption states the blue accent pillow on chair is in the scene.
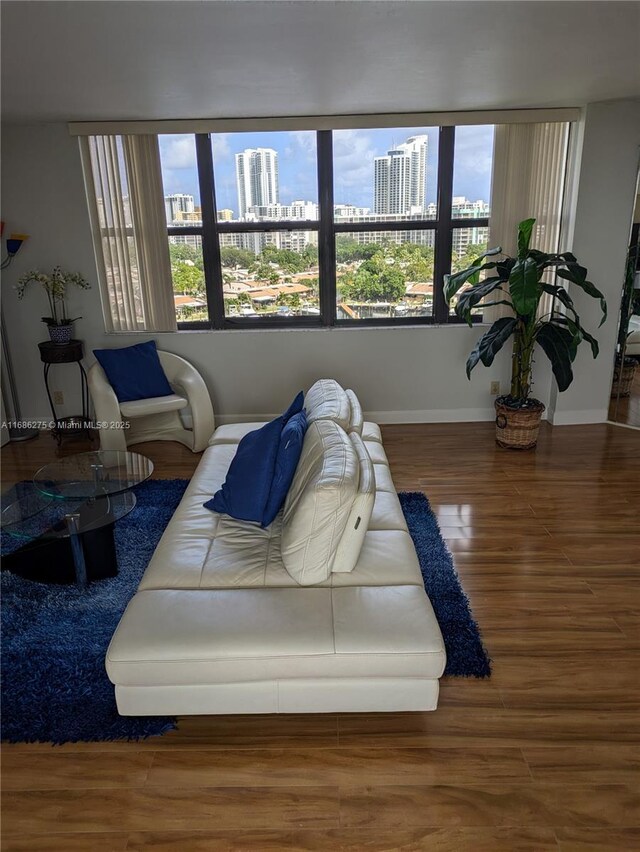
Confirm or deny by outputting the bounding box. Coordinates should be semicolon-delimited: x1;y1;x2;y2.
205;392;305;525
262;409;308;526
93;340;173;402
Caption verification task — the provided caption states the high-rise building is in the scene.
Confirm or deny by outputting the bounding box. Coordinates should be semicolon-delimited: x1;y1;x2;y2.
164;193;195;224
373;135;428;216
236;148;279;219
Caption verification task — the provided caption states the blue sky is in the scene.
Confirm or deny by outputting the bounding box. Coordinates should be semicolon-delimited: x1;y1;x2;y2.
159;125;494;216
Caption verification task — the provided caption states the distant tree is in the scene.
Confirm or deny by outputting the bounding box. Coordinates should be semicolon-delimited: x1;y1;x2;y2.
342;266;405;303
220;247;255;269
336;238;380;263
251;262;273;280
172;262;204;294
268;271;280;288
169;242;203;270
451;242;489;273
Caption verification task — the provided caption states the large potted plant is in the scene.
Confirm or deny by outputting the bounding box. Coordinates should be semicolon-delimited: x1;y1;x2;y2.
445;218;607;449
17;266;91;345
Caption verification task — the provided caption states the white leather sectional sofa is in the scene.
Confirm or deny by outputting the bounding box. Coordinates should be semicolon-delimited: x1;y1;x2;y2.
106;380;446;715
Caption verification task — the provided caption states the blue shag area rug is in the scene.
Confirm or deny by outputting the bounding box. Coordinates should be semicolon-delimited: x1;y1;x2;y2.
1;481;489;744
398;492;491;679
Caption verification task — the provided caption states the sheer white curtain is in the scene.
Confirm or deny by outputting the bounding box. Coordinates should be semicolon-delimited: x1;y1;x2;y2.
487;122;570;320
80;134;177;332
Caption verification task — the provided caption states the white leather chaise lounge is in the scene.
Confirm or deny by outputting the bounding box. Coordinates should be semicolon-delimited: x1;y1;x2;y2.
106;380;446;715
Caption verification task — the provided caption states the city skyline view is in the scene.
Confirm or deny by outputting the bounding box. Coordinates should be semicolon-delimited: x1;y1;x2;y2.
159;125;495;217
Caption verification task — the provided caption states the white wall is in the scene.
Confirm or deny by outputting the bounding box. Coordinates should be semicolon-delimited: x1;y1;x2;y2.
1;122;514;426
549;99;640;425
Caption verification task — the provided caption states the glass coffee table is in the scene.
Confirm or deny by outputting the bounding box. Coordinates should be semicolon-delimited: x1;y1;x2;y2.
1;451;153;588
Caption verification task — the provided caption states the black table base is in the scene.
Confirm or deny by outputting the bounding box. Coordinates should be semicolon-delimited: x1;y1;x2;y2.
2;522;119;585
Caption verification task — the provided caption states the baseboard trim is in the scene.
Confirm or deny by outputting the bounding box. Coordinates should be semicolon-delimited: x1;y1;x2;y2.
550;408;608;426
606;419;640;431
365;408;500;424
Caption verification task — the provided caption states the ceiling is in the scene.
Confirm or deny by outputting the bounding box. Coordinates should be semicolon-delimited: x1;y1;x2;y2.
2;1;639;123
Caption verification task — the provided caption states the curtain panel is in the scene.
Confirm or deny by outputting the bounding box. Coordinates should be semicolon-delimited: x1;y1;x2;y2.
487;122;570;321
80;135;177;333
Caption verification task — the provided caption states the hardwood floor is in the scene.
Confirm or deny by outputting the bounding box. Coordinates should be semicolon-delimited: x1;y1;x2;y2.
1;422;639;851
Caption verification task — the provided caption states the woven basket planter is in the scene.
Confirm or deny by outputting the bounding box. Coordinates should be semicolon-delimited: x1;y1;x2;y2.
611;360;636;398
495;397;546;450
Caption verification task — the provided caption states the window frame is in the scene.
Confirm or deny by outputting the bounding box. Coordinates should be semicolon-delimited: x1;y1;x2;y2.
170;126;489;330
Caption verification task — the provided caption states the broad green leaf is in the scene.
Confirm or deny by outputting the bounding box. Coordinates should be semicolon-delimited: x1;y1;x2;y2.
509;257;540;317
536;322;574;391
517;218;536;259
444;267;482;303
496;257;516;281
470;245;502;266
551;314;600;359
455;277;505;323
556;268;607;326
575;323;599;358
466;316;518;378
552;315;580;359
480;299;515;310
541;284;579;319
444;262;503;303
479;316;518;367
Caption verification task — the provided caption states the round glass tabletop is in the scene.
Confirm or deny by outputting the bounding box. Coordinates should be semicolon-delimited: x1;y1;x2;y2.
33;450;153;499
1;488;136;544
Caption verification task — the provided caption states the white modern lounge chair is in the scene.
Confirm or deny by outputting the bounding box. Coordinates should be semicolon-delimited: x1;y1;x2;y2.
88;350;215;453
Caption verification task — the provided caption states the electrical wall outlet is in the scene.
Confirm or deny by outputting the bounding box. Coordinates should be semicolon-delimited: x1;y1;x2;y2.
53;391;64;405
490;381;500;396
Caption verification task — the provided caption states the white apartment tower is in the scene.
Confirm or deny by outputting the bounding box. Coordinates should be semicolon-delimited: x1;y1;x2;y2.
235;148;279;219
373;135;428;215
164;193;195;224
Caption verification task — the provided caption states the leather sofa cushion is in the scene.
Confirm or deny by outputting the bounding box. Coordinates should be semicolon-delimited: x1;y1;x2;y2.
362;422;383;443
106;585;446;686
345;389;364;435
305;379;351;430
281;420;359;586
332;433;375;573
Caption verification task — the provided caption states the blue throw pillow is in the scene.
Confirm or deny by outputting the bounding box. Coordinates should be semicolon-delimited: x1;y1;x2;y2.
262;409;308;527
205;391;305;525
205;416;283;523
93;340;173;403
282;390;304;421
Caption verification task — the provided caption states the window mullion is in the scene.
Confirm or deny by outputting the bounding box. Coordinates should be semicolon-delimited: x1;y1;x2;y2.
195;133;225;329
317;130;336;327
434;126;455;323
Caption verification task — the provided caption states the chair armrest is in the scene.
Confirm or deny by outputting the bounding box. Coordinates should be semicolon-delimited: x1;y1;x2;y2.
158;352;215;451
87;362;127;451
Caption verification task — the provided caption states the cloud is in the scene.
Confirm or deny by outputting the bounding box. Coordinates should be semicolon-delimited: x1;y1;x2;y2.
212;133;231;162
453;126;495;199
159;135;196;169
333;129;377;205
290;131;316;160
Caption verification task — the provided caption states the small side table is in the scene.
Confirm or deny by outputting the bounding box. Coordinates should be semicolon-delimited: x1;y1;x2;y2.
38;339;92;444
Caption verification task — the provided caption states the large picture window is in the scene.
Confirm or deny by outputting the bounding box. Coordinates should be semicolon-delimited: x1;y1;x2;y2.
155;125;493;329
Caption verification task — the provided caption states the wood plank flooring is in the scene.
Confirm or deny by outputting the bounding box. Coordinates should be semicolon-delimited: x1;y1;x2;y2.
1;421;639;851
